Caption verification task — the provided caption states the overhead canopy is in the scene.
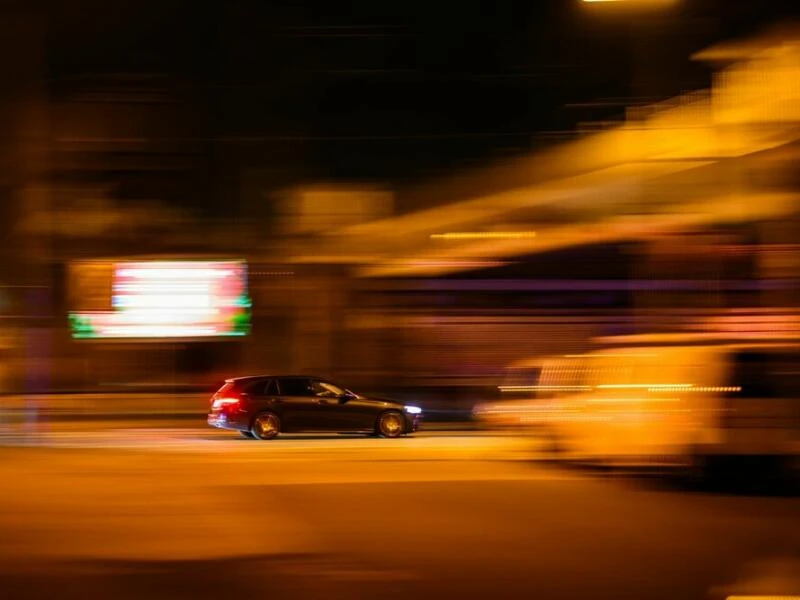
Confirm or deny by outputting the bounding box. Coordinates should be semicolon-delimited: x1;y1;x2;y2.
289;32;800;278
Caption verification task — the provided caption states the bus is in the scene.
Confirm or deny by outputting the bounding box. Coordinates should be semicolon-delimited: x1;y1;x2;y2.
521;333;800;477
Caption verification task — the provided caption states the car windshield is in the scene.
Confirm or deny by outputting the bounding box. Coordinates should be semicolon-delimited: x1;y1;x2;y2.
311;380;347;397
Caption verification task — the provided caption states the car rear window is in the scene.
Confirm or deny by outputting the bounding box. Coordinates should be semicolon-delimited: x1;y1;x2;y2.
216;381;239;395
217;379;275;395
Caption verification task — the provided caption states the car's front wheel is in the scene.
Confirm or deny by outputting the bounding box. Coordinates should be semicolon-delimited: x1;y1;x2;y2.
376;411;405;438
251;412;281;440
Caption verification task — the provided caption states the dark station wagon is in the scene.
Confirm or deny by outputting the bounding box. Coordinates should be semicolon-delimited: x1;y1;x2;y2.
208;375;422;439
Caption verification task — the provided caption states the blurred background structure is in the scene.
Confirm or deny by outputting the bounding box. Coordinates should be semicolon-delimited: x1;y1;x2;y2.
3;6;800;600
0;1;798;419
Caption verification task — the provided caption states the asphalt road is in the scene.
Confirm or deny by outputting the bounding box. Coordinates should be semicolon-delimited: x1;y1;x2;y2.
1;424;799;600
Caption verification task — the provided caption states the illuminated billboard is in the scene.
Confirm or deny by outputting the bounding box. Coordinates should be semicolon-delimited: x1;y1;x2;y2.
69;260;251;339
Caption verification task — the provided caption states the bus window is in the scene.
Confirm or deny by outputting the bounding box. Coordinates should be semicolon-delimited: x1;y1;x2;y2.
500;367;542;401
725;350;800;399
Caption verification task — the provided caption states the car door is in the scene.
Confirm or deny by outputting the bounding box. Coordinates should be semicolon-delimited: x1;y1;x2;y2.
275;377;318;432
244;377;279;418
310;379;374;432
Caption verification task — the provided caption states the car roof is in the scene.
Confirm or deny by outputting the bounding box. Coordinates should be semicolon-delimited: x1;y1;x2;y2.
225;374;324;383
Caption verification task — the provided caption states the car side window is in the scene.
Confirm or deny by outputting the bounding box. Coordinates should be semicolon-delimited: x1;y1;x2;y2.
242;379;268;395
264;379;278;396
277;378;313;396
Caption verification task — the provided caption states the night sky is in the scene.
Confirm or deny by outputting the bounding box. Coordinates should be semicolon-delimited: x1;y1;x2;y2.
41;0;800;185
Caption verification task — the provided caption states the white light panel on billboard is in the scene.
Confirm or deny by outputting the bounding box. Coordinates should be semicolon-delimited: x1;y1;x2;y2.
69;260;251;339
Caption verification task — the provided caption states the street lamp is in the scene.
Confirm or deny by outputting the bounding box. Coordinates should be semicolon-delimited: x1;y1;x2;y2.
582;0;677;3
581;0;678;9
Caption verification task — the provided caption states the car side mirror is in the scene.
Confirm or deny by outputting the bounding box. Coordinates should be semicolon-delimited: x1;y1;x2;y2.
340;392;356;403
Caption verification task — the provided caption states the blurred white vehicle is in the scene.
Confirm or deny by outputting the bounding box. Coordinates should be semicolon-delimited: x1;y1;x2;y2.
533;333;800;475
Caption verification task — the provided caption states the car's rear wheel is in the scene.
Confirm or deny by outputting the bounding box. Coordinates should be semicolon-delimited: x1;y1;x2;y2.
251;412;281;440
376;411;405;438
239;430;255;439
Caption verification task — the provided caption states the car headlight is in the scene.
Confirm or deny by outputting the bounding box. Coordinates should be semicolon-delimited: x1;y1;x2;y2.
404;405;422;415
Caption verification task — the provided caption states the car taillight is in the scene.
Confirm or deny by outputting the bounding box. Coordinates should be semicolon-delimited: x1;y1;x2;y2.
212;397;240;410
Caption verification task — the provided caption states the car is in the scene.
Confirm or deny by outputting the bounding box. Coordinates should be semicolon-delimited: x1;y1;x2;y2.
207;375;422;439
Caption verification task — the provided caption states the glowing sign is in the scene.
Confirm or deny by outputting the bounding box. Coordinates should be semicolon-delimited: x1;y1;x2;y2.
69;260;251;339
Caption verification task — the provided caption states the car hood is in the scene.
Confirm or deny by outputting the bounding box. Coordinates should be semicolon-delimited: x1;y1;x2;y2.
358;396;405;409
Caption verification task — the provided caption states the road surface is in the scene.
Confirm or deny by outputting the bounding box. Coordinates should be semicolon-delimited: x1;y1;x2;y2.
1;424;799;600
